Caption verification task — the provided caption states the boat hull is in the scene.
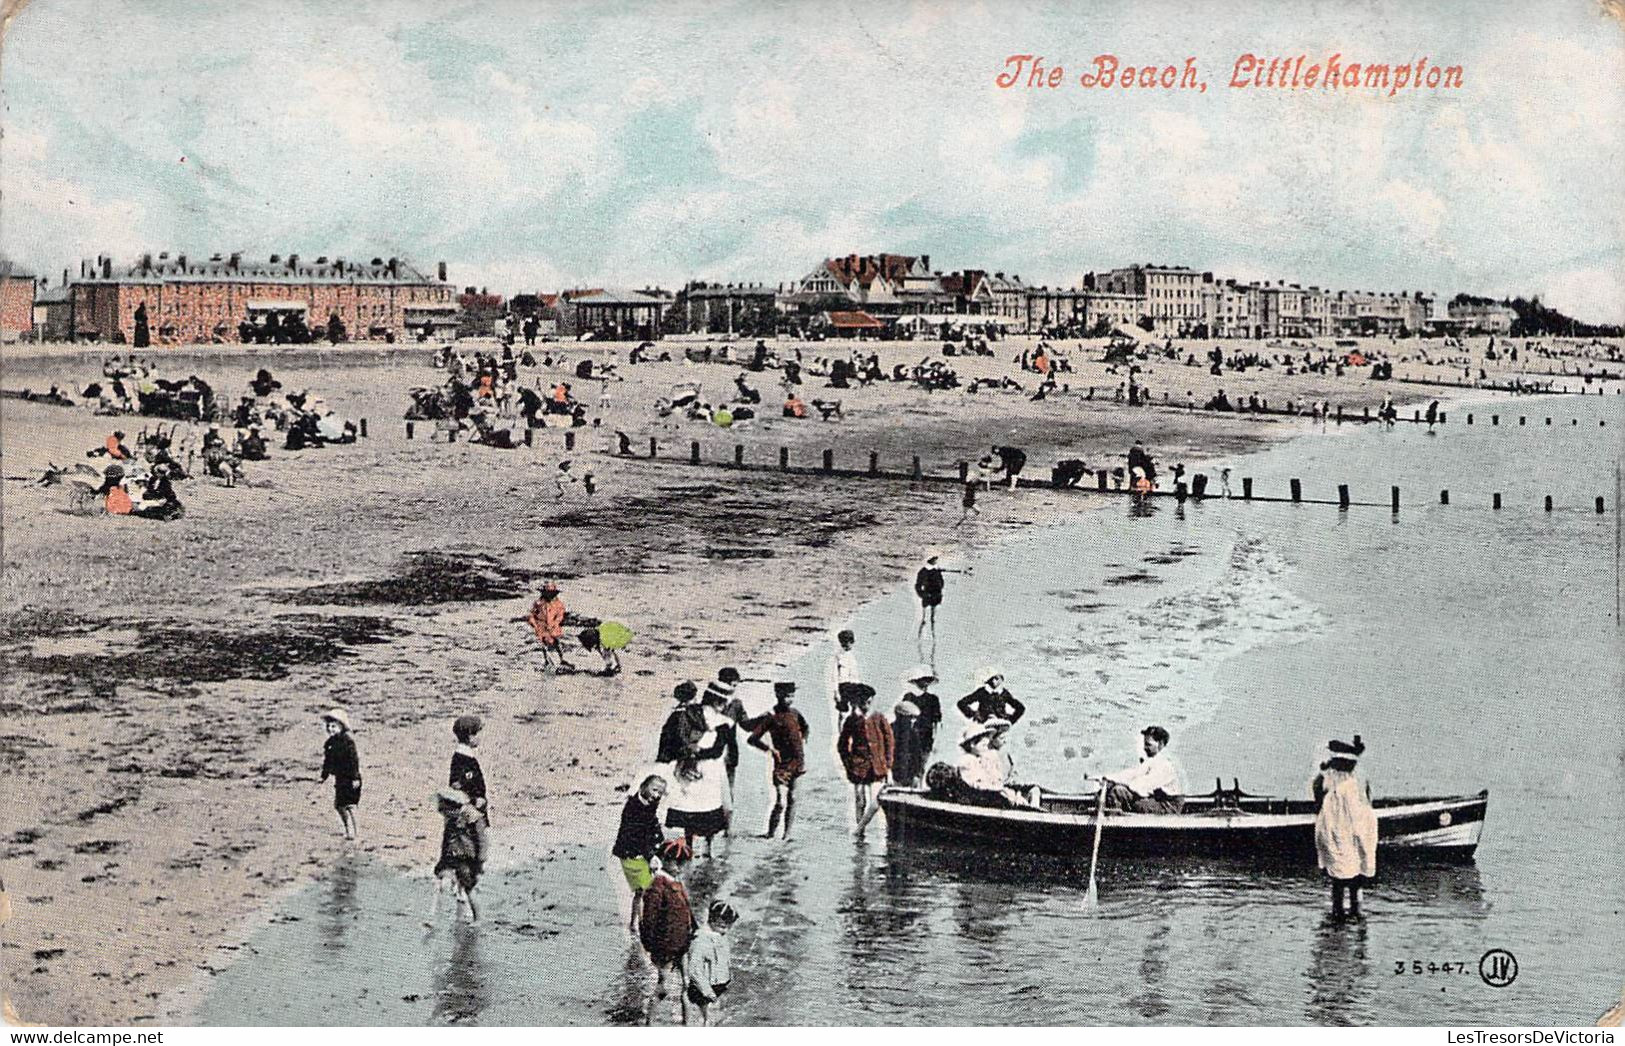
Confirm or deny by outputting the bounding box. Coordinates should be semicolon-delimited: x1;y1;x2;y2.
880;790;1487;863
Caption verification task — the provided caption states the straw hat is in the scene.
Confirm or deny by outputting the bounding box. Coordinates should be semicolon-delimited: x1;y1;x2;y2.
320;707;351;730
973;665;1004;686
902;664;937;685
959;718;1012;749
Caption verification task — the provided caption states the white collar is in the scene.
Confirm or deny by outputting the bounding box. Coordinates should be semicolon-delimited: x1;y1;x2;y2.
455;743;479;758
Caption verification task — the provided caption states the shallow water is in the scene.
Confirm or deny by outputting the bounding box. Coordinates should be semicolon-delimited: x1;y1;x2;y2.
195;392;1624;1026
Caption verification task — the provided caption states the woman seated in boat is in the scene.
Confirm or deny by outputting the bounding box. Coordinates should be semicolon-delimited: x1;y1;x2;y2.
1092;725;1183;813
944;720;1040;810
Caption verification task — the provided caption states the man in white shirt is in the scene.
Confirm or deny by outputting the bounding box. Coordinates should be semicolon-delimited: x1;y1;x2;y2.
1096;725;1183;813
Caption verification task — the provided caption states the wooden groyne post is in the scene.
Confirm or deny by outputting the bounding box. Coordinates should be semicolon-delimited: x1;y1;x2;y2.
565;431;576;451
1391;486;1400;512
690;440;701;465
1440;489;1449;505
1290;478;1302;503
1493;492;1502;510
868;451;879;477
359;418;368;438
822;449;834;473
912;455;923;480
780;446;790;471
1338;484;1350;508
648;436;658;459
1242;477;1253;501
734;444;745;468
406;421;415;440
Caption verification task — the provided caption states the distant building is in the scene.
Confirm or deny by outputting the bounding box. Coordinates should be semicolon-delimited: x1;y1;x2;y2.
1087;264;1205;332
1204;279;1258;338
1023;286;1143;334
0;259;37;341
672;281;780;334
788;253;938;314
64;252;455;344
1447;301;1513;334
556;287;672;340
36;281;73;341
939;270;1031;320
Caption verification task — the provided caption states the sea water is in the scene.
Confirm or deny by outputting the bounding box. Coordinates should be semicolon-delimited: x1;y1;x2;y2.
195;393;1624;1026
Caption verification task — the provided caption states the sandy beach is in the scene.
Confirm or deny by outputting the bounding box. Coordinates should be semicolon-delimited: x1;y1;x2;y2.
0;332;1615;1024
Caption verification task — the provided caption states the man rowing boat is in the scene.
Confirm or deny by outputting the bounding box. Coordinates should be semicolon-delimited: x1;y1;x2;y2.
1091;725;1184;813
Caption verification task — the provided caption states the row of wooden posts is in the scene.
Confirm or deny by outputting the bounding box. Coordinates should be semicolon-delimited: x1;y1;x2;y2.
402;420;583;449
1461;412;1608;427
1394;376;1620;395
631;437;1610;514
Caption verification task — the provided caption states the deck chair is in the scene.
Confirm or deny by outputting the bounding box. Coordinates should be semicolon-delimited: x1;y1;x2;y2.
811;399;844;421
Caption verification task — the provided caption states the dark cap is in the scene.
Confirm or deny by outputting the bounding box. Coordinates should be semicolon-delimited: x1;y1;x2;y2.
773;681;796;699
453;714;483;741
1327;735;1365;756
718;666;741;684
1141;725;1170;745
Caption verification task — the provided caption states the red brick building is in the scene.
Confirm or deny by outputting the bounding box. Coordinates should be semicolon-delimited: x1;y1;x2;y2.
66;252;456;344
0;259;38;341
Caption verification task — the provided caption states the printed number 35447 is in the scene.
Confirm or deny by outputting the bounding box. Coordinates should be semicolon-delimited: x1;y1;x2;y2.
1394;960;1468;975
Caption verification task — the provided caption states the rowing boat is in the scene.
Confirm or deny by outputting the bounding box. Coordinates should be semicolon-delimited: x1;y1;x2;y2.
879;787;1488;862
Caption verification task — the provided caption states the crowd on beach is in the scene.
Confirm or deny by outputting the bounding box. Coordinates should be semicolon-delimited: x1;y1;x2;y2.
39;361;363;520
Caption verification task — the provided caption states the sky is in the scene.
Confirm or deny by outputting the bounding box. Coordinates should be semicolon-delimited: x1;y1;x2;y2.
2;0;1623;321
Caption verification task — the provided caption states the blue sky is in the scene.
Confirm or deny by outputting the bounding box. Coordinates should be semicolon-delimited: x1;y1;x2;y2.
2;0;1622;320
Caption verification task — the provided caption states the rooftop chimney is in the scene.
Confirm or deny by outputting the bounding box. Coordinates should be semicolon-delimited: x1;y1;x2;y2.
287;254;299;270
387;257;398;277
177;254;187;271
438;261;447;282
269;253;281;264
102;258;112;279
141;253;153;272
230;252;241;270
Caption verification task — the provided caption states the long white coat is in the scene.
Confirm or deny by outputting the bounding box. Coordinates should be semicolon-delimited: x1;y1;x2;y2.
1314;769;1378;880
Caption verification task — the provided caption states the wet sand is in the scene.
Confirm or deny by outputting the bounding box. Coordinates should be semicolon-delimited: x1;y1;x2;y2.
0;333;1613;1023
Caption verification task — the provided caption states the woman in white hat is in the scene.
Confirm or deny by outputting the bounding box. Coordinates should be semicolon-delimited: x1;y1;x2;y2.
317;708;361;840
955;719;1038;809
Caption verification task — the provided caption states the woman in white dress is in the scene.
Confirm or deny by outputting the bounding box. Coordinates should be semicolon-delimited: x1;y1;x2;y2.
664;703;733;858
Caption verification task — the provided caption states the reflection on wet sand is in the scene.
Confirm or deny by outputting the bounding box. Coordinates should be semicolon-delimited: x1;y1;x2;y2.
318;855;360;955
430;923;488;1025
1305;916;1371;1026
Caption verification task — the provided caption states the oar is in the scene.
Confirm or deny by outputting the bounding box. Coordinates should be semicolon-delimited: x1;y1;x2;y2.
1083;784;1107;909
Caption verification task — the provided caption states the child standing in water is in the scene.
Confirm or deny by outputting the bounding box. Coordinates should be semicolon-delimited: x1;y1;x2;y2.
640;839;695;1024
1313;735;1378;920
684;901;738;1027
449;715;489;823
317;708;361;840
613;774;668;933
427;786;490;925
